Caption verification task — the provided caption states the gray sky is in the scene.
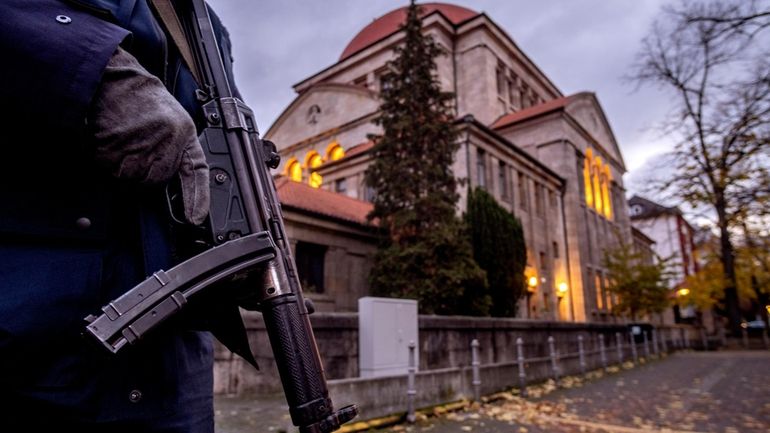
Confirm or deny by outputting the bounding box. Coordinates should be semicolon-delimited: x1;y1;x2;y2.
206;0;674;191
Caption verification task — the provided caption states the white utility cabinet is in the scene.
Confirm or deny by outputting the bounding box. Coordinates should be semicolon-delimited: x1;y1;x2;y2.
358;297;418;378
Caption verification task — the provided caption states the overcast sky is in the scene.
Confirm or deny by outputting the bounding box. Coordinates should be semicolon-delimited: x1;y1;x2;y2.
206;0;675;194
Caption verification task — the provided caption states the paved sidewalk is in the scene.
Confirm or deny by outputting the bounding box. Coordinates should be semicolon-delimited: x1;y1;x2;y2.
214;351;770;433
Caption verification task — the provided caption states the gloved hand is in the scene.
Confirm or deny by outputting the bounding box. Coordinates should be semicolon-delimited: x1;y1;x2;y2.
89;46;209;225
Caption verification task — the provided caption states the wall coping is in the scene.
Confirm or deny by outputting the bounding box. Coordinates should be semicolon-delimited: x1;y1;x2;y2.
241;310;691;331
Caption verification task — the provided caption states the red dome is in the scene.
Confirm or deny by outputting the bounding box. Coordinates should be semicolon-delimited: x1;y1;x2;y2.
339;3;478;61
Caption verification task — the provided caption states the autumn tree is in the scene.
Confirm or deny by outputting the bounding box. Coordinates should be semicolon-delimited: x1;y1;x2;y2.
682;226;770;330
629;0;770;333
465;188;527;317
364;0;488;315
603;241;673;320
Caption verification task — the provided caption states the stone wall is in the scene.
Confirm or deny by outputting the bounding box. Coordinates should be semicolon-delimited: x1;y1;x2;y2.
214;312;698;395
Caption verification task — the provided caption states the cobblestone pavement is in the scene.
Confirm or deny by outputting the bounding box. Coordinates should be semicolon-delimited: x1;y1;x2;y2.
375;351;770;433
215;351;770;433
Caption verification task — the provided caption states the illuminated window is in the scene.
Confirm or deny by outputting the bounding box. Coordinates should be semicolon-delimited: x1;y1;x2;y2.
595;271;604;310
602;166;613;219
285;158;302;182
325;142;345;162
583;149;593;208
593;157;603;213
582;148;613;220
305;151;324;188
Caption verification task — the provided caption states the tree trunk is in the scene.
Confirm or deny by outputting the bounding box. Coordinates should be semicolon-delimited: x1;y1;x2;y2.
715;191;742;335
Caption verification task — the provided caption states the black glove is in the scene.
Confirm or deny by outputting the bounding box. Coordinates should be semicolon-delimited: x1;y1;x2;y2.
89;47;209;225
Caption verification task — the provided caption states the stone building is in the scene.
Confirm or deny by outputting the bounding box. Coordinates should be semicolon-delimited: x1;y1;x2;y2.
267;2;633;322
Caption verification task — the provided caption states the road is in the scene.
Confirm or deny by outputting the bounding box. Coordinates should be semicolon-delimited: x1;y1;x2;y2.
215;350;770;433
375;351;770;433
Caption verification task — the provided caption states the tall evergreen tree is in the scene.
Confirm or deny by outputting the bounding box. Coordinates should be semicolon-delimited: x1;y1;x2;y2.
466;188;527;317
365;0;488;315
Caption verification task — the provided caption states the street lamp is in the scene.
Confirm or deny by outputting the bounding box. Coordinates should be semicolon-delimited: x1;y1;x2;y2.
557;282;569;298
677;288;690;297
528;276;538;290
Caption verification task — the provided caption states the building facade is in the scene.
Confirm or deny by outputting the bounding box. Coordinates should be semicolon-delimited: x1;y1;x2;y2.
628;195;700;324
267;3;633;322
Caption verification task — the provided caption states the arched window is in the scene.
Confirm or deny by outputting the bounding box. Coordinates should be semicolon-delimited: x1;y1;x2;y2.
284;157;302;182
583;156;593;208
583;147;615;220
601;165;613;219
325;141;345;162
305;151;324;188
593;156;603;213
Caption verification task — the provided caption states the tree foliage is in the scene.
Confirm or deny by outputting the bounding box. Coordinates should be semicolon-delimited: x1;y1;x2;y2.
602;241;673;320
682;226;770;328
365;0;488;315
465;188;526;317
629;0;770;332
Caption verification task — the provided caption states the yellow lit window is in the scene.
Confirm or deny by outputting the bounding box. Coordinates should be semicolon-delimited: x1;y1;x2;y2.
285;158;302;182
602;166;613;220
583;157;593;207
593;157;603;213
583;148;614;220
305;151;324;188
325;142;345;162
595;272;604;310
309;172;323;188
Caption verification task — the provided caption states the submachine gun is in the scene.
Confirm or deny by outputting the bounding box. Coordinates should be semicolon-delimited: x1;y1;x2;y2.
83;1;358;431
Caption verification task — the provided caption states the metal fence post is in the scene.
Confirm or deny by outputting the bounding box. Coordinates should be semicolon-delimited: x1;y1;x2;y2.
407;341;416;423
629;331;638;365
684;328;690;349
742;327;749;349
615;332;624;364
548;336;560;383
643;331;650;359
578;335;586;376
661;329;668;353
471;339;481;402
598;334;607;371
763;328;770;350
516;337;527;397
652;329;660;356
699;327;708;351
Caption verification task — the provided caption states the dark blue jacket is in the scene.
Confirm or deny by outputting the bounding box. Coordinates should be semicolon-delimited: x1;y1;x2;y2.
0;0;237;424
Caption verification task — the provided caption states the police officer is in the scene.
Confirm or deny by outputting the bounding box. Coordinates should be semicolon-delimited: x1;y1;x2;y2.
0;0;240;431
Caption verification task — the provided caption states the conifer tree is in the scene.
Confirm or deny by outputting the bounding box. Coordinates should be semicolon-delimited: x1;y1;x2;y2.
466;188;527;317
364;0;488;315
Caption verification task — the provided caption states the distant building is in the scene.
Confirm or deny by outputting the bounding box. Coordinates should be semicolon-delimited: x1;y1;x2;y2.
628;195;699;323
270;3;633;322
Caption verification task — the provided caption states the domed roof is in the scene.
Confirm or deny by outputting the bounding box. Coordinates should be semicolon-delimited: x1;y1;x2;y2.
339;3;478;61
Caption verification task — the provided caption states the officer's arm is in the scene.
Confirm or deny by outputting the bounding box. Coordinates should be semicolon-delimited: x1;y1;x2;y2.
0;0;129;134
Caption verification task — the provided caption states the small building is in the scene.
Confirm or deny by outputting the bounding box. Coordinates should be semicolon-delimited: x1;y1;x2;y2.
628;195;700;324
